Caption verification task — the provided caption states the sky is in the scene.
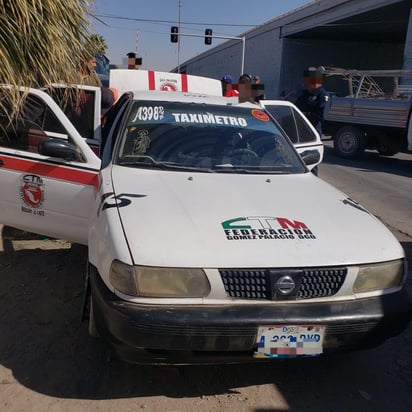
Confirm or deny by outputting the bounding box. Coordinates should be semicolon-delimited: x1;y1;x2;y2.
91;0;315;72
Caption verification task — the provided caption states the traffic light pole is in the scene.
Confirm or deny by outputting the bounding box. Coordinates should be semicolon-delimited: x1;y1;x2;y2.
172;32;245;74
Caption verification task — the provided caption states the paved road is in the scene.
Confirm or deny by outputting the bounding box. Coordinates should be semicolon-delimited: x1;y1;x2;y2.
319;140;412;236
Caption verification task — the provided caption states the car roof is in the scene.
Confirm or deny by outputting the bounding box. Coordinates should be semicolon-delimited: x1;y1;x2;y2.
129;90;257;108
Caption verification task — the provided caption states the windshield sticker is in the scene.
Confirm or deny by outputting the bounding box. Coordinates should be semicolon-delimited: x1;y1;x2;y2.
131;129;151;154
171;112;248;127
251;109;270;122
20;174;45;216
132;106;165;122
222;216;316;240
128;102;279;131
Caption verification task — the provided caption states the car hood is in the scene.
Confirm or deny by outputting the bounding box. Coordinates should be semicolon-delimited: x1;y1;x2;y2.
111;166;403;268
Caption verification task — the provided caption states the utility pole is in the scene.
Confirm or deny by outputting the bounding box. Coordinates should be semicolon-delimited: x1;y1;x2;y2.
177;0;182;73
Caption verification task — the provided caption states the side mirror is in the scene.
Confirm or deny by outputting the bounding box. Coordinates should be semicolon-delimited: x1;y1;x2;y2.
301;149;321;166
38;139;84;162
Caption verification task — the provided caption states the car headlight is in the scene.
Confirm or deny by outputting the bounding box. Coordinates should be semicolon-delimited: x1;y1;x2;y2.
353;259;405;293
109;260;211;297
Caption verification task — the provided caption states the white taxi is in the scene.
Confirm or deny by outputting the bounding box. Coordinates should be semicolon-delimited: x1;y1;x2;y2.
0;71;410;364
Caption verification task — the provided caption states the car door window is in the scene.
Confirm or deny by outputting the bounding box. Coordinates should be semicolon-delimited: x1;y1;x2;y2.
264;105;317;144
45;87;97;139
0;93;68;154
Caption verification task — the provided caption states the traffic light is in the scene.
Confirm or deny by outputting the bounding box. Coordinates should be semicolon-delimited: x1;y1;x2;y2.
205;28;212;45
170;26;179;43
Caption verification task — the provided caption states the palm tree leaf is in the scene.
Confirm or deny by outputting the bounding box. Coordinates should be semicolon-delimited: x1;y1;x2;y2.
0;0;99;119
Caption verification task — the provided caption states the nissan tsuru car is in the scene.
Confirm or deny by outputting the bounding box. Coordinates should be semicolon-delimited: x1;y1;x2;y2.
0;71;410;364
85;91;411;364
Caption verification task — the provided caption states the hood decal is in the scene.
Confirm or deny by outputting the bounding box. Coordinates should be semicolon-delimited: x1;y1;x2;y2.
99;192;147;214
222;216;316;241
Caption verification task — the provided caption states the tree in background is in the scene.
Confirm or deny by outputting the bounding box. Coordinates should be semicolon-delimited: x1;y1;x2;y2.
88;34;108;56
0;0;99;117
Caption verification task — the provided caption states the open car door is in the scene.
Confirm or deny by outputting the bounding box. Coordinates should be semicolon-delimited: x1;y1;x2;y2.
260;100;324;169
0;87;100;245
44;84;102;156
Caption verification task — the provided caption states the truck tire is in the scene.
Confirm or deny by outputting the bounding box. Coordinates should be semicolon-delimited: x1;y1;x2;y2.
333;126;367;159
375;134;400;156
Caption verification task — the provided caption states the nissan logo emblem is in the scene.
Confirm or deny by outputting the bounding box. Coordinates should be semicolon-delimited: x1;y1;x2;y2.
275;276;296;295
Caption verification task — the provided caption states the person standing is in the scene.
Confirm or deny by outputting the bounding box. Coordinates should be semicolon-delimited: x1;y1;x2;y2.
253;75;261;84
221;75;239;97
68;51;113;138
252;74;266;101
79;52;103;87
295;67;329;136
238;73;253;102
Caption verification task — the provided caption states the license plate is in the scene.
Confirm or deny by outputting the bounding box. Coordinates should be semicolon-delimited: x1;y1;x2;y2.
254;325;325;359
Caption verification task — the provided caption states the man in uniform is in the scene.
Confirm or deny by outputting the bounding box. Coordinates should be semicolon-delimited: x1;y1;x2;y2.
295;67;329;136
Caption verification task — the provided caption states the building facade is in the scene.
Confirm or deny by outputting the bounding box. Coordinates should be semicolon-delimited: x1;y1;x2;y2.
174;0;412;99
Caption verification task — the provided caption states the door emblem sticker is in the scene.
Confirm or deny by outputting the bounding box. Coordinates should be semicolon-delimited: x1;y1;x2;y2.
20;174;45;216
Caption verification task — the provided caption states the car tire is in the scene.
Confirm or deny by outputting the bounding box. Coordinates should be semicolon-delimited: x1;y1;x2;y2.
333;126;367;158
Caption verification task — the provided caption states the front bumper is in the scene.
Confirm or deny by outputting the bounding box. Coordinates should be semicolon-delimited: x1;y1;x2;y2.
90;271;412;365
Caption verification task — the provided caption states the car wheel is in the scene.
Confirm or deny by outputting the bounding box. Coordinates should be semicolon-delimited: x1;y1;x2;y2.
333;126;366;158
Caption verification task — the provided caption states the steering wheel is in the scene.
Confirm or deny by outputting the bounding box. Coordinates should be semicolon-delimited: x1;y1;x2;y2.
231;148;259;158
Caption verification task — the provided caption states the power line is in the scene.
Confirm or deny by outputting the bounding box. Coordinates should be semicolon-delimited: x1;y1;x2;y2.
95;14;256;28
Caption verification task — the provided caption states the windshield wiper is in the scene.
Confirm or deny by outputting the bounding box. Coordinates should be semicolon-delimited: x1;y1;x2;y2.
159;162;216;172
213;165;287;174
118;160;215;173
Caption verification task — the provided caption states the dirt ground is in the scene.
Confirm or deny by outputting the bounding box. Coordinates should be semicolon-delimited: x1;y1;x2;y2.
0;224;411;412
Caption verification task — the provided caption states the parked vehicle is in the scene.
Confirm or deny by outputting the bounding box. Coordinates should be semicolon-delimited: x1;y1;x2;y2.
322;68;412;158
0;70;410;364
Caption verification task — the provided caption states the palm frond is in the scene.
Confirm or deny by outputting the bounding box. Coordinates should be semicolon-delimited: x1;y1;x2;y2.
0;0;99;119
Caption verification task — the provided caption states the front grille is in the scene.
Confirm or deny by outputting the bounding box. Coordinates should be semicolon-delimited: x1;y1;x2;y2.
220;269;268;299
219;267;347;301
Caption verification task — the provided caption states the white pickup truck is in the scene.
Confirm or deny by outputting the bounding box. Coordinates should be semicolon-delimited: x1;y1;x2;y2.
0;70;410;364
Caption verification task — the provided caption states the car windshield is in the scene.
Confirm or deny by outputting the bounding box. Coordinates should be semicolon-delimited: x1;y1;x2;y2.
114;101;306;174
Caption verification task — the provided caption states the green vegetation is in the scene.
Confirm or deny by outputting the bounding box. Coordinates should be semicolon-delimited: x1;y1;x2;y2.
0;0;102;118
